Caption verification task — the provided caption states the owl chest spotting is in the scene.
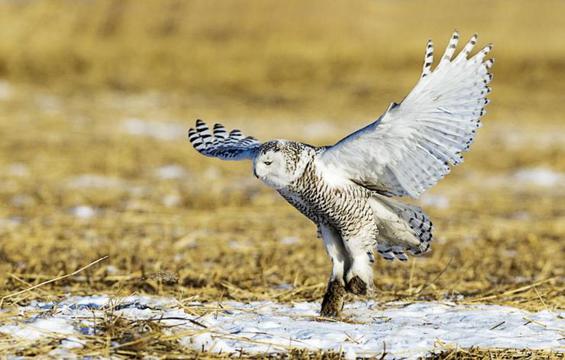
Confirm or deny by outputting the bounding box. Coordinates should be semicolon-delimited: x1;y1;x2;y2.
279;159;374;238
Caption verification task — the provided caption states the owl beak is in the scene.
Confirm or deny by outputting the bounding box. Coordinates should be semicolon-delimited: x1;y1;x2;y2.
253;168;259;178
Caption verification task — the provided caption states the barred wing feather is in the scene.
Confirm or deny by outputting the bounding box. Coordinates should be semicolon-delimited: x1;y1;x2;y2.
188;119;261;160
319;32;494;198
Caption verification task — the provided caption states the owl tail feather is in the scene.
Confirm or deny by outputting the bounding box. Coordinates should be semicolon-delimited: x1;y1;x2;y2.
369;195;433;261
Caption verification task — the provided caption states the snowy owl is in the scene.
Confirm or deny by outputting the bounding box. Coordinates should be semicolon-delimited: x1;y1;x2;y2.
188;32;493;317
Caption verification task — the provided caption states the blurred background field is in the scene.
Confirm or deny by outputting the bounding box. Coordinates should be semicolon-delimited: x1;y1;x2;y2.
0;0;563;358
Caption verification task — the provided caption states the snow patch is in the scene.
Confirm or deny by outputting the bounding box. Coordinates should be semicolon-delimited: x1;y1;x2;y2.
122;118;185;141
203;166;221;180
6;163;30;177
493;125;565;149
11;194;35;208
0;80;13;101
0;317;75;341
421;194;450;209
154;164;188;180
35;94;61;114
279;236;300;245
273;283;293;290
0;217;21;230
0;296;563;358
513;167;564;187
67;174;125;189
69;205;97;219
303;121;339;140
162;193;182;207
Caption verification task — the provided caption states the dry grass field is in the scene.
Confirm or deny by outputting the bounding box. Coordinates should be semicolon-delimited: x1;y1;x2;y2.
0;0;563;358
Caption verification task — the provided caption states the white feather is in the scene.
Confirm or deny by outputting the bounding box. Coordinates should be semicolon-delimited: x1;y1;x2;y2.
318;33;493;197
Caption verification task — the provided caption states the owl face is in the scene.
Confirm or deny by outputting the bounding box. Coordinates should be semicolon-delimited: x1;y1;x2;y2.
253;141;309;189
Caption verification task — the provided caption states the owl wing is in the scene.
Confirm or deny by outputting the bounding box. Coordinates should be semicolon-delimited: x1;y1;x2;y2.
188;119;261;160
318;32;493;198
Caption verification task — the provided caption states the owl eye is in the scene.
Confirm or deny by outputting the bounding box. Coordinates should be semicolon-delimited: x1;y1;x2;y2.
264;161;272;165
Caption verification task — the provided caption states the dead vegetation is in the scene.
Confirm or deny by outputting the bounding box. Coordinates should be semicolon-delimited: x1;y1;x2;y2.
0;0;563;358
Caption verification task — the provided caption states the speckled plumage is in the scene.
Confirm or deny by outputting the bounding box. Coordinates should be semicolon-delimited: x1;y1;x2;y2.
278;150;377;250
188;32;494;317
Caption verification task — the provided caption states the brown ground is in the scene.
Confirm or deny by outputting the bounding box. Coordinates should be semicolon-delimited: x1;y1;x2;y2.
0;1;563;358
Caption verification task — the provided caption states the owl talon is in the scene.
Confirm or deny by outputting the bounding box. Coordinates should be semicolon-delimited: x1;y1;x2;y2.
320;279;346;318
346;275;368;295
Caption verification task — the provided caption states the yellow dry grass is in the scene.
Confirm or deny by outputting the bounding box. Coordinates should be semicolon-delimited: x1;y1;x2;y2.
0;0;563;358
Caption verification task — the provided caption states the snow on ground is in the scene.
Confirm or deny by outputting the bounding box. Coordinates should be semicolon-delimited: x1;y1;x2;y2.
66;174;125;189
0;80;13;101
0;217;21;230
5;163;30;177
460;167;565;192
1;296;563;359
491;124;565;150
302;121;340;140
122;118;186;141
69;205;98;219
153;164;189;180
513;167;564;187
420;194;450;209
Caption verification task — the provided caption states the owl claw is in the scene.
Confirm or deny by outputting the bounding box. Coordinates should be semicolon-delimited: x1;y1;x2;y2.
320;279;346;318
346;275;368;295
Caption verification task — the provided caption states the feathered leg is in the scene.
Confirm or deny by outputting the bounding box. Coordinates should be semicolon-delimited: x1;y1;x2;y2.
320;279;346;317
346;275;368;295
343;226;376;296
319;225;350;317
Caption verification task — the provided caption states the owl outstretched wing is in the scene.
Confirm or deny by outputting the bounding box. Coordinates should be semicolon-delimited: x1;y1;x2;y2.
318;32;493;198
188;119;261;160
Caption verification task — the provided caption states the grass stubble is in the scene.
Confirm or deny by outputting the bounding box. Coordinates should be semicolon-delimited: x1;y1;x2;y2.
0;0;563;358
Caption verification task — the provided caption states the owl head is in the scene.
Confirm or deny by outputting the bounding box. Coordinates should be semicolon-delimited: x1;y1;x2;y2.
253;140;313;189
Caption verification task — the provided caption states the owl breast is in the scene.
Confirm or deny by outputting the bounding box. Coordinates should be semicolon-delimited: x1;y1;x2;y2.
278;158;375;239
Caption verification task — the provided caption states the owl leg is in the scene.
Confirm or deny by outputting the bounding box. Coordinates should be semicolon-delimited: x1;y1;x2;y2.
320;278;346;317
319;225;350;285
345;256;372;295
346;274;368;295
319;225;350;317
342;230;374;296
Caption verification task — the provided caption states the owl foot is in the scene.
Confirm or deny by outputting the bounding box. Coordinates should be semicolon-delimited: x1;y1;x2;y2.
320;279;346;317
346;275;367;295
